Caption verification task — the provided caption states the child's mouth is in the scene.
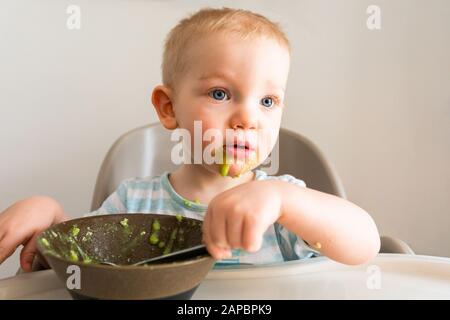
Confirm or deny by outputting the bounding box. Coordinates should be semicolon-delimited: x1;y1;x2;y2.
223;143;254;158
218;142;258;178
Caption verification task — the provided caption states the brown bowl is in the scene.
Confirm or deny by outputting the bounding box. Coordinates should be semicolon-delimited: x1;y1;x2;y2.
36;213;215;300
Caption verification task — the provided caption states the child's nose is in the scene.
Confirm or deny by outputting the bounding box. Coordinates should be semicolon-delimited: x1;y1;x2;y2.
229;104;258;130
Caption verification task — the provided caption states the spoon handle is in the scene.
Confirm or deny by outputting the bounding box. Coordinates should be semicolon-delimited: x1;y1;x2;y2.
134;244;209;265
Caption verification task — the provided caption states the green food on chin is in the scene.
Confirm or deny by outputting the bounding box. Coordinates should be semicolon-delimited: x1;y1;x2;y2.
220;163;230;176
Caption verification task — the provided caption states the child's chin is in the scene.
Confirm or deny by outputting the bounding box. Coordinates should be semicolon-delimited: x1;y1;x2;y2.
228;164;246;177
220;161;256;178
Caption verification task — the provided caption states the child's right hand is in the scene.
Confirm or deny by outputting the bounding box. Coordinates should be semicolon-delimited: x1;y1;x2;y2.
0;196;68;272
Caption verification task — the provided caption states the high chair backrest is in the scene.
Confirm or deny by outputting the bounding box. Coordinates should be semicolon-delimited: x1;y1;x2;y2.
90;123;346;211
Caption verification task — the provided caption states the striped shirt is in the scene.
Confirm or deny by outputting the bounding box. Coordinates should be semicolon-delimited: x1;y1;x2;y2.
84;170;320;267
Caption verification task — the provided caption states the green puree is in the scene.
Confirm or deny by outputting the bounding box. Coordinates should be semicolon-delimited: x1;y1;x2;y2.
120;218;129;227
152;219;160;231
71;226;80;237
219;150;233;176
163;228;178;255
119;218;132;236
220;163;230;176
183;199;201;207
183;200;192;207
149;219;161;245
69;250;78;262
149;233;159;245
40;229;92;263
40;238;50;247
149;215;185;254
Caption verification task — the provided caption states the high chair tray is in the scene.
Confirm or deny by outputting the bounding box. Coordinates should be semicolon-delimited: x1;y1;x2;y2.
1;254;449;299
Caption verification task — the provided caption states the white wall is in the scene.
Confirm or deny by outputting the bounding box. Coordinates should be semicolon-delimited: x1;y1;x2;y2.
0;0;449;279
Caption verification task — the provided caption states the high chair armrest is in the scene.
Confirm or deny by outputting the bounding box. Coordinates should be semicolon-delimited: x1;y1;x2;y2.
380;235;415;254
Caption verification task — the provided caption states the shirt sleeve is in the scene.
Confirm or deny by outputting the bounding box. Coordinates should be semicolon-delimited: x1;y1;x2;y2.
274;223;321;260
271;174;322;260
262;173;307;188
82;179;129;217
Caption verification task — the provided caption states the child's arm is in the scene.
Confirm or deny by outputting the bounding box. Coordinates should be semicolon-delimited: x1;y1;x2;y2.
0;196;69;271
203;180;380;265
274;180;380;265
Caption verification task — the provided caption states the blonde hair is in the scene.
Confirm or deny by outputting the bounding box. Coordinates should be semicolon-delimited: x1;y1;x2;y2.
162;7;291;90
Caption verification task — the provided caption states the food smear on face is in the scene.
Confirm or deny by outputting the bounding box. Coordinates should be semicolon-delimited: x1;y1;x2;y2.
215;145;258;178
220;163;230;176
232;152;259;178
219;147;233;176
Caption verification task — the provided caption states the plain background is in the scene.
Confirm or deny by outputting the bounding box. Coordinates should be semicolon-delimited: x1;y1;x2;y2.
0;0;449;279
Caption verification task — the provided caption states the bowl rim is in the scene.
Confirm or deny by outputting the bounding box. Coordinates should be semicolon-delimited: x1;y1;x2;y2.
36;213;215;270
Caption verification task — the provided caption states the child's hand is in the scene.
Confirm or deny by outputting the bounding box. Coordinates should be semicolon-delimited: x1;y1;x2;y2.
202;180;282;259
0;196;68;272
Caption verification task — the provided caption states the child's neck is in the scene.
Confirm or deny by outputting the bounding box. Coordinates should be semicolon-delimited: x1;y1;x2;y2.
168;164;255;205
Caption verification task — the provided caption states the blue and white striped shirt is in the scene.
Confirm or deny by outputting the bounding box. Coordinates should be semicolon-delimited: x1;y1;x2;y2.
85;170;319;266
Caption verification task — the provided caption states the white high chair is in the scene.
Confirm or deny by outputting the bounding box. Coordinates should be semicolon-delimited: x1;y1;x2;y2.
90;122;414;255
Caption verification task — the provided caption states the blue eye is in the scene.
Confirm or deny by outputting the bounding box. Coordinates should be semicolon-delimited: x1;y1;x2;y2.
261;97;274;108
209;89;229;101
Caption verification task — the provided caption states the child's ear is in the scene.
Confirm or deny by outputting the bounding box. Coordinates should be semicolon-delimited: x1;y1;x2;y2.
151;85;178;130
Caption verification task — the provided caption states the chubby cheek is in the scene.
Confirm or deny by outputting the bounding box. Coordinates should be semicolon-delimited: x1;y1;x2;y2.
256;115;281;156
199;116;223;132
200;118;225;153
177;97;220;126
178;114;224;155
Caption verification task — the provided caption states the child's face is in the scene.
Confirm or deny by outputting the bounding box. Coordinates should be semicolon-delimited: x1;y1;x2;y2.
171;33;290;177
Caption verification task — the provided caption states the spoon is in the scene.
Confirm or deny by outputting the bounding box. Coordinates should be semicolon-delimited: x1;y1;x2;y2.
98;244;209;267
